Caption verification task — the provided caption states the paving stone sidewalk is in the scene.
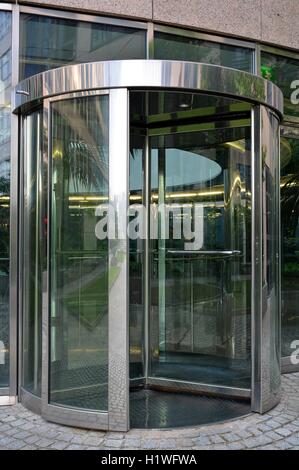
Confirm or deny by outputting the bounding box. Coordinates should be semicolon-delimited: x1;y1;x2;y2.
0;373;298;450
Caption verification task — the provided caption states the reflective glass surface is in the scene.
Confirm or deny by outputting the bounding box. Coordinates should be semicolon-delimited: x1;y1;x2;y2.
22;110;43;396
50;94;109;411
0;11;11;389
20;14;146;80
281;132;299;358
262;110;281;397
149;123;252;388
154;32;254;72
129;91;252;389
261;52;299;118
129;132;145;379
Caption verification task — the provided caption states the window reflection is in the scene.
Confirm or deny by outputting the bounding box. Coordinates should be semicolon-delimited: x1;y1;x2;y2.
261;52;299;118
0;11;11;389
281;134;299;357
154;32;254;72
19;14;146;80
50;95;109;411
22;111;43;396
129;134;145;380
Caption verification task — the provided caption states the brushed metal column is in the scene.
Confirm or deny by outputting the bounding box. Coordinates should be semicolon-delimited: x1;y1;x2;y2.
108;88;130;431
251;105;281;413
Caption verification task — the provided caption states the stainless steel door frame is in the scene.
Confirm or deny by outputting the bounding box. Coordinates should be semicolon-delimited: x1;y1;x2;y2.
41;91;107;429
251;106;281;413
14;61;283;115
18;110;43;416
143;115;252;396
40;89;129;431
108;88;130;431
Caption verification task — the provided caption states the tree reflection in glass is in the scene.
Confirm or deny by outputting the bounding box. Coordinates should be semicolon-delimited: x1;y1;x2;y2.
50;95;109;411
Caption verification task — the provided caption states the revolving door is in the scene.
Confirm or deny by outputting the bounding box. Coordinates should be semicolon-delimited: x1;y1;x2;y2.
14;60;283;431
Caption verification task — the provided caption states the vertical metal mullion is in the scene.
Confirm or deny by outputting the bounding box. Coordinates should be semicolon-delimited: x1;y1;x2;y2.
190;261;194;352
146;22;154;59
251;105;263;411
277;125;282;379
108;89;129;431
18;114;25;396
254;43;261;76
34;111;42;393
251;106;281;413
9;3;20;400
41;99;50;412
144;132;150;381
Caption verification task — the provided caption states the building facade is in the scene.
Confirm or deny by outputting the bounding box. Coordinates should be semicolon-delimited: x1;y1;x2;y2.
0;1;298;431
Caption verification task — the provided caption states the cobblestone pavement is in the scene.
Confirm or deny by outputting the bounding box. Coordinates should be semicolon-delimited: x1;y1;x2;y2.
0;373;298;450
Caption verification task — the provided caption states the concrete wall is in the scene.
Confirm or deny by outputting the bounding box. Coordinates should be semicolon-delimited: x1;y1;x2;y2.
6;0;299;51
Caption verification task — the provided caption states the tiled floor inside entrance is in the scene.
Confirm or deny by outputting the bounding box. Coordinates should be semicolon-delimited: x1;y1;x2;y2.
130;388;250;428
0;373;298;450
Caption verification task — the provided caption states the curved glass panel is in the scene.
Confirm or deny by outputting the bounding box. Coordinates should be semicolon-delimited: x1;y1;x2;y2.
22;110;43;396
0;11;11;389
154;32;254;72
149;124;252;388
261;110;281;403
50;94;109;411
129;133;145;379
281;133;299;358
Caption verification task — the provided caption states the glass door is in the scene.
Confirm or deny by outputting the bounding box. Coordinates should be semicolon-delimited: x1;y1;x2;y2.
49;94;109;411
41;88;130;431
149;120;252;390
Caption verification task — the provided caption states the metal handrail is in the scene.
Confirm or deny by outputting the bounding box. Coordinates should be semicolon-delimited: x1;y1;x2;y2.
166;250;241;256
